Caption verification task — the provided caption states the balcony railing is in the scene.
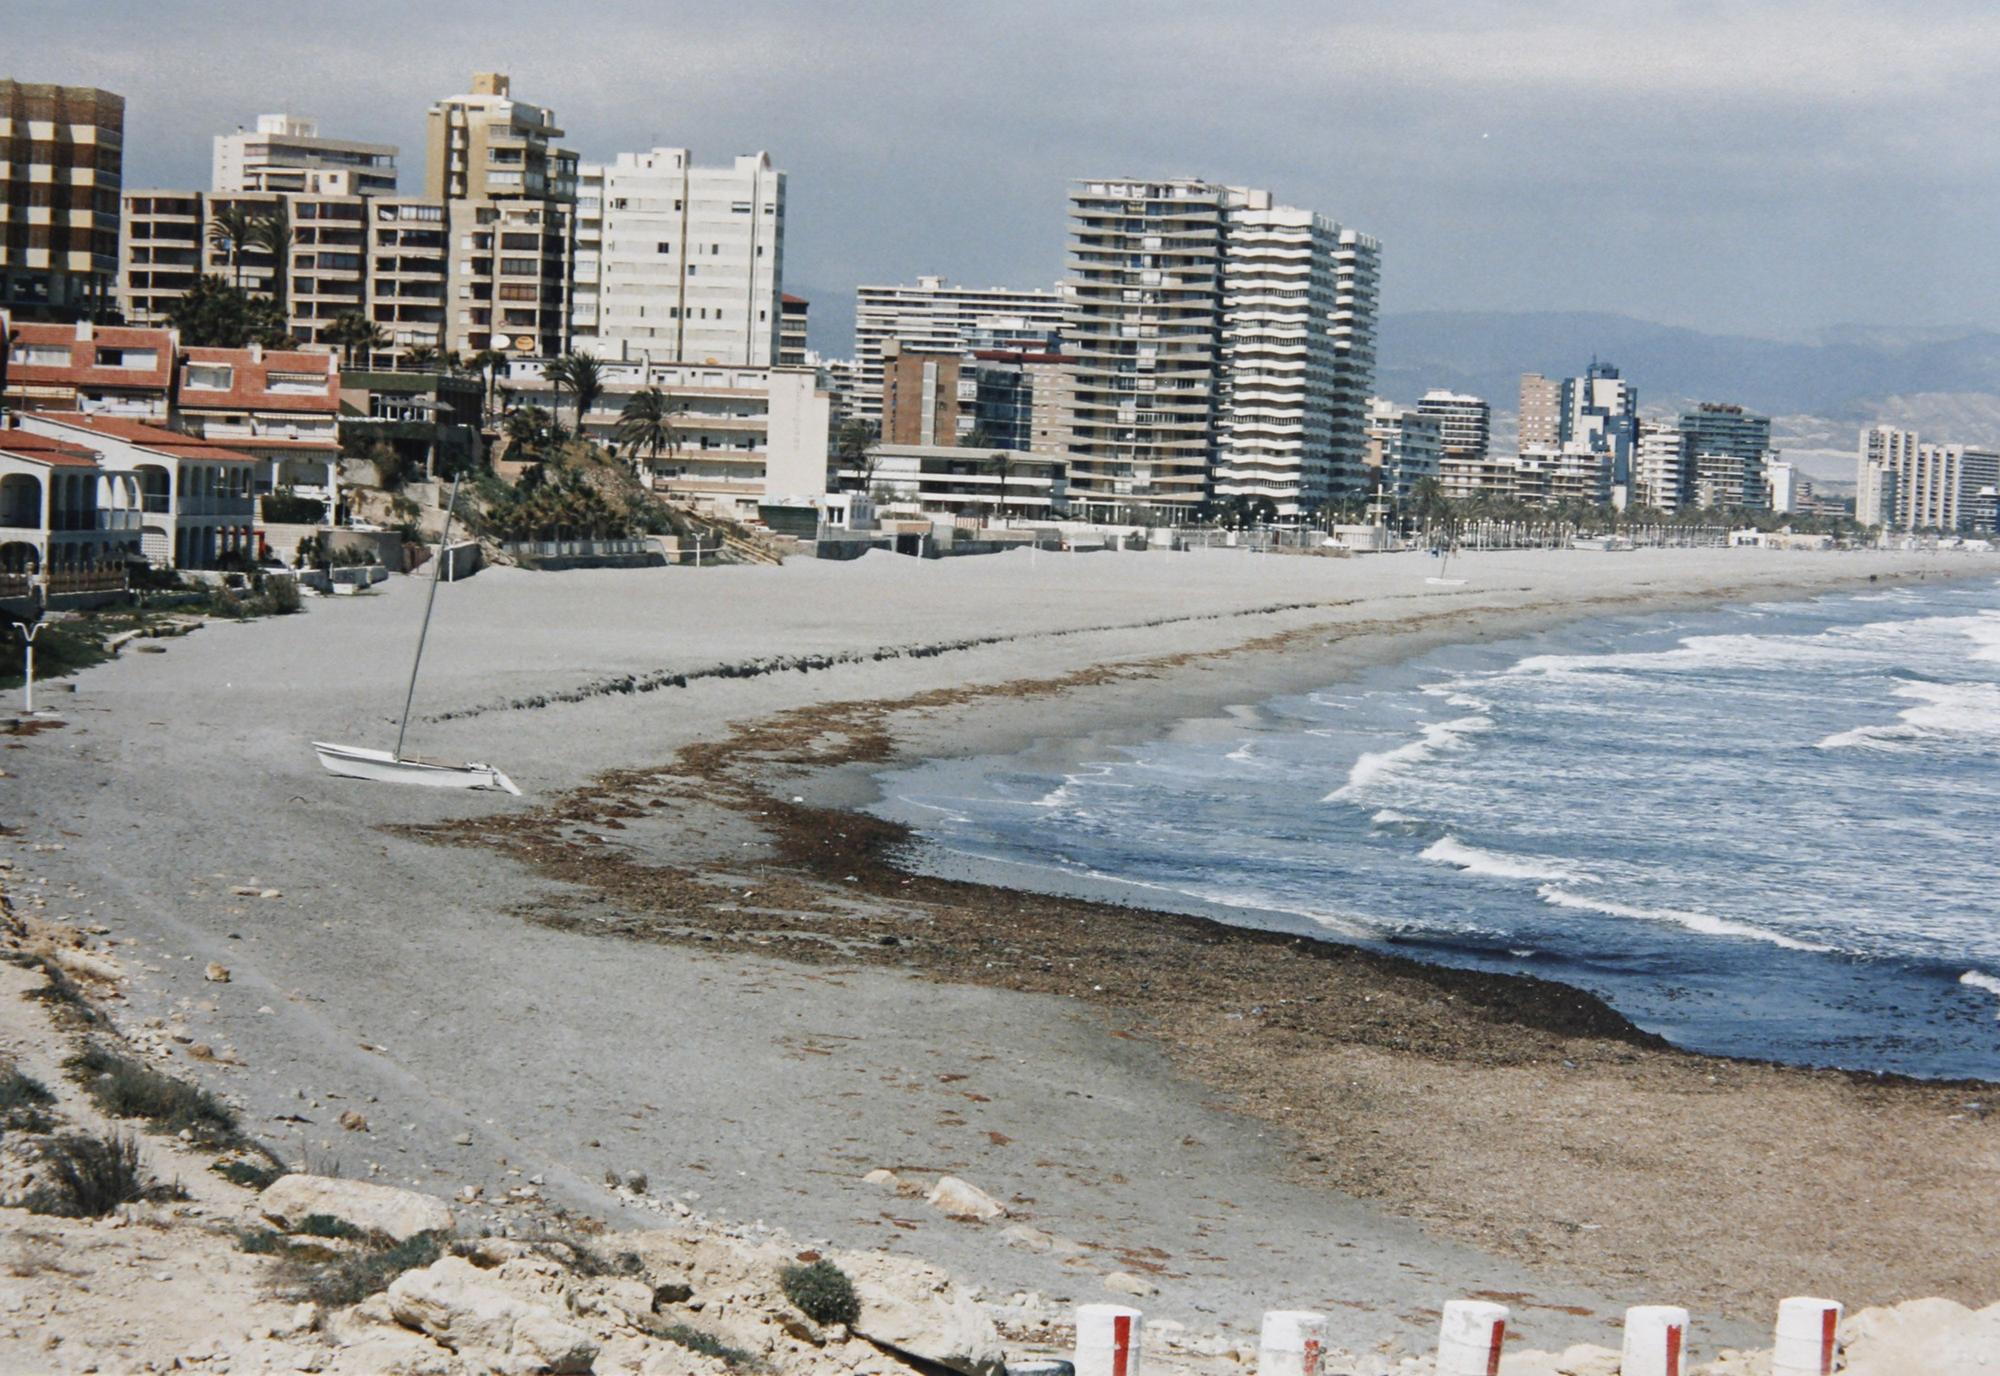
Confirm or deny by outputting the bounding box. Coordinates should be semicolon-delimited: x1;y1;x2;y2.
49;567;127;594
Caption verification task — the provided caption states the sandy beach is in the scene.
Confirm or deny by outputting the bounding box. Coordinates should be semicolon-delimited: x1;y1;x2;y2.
7;544;1997;1357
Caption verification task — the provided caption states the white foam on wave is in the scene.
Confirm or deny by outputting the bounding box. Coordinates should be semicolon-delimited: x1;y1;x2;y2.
1371;808;1417;825
1423;836;1592;883
1536;884;1834;953
1325;714;1491;801
1960;971;2000;1019
1816;678;2000;753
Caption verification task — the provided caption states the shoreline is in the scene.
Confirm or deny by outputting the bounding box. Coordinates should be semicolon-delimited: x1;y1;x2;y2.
6;547;1997;1350
398;553;1999;1322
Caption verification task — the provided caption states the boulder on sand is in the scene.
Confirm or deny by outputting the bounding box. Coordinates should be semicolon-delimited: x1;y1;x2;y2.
924;1175;1005;1221
388;1256;597;1374
841;1250;1005;1376
1841;1297;2000;1375
259;1174;452;1243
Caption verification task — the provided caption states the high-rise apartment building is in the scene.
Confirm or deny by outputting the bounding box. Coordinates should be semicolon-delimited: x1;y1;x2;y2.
571;148;784;365
852;276;1063;426
880;341;960;447
1;82;124;321
1561;361;1639;493
1363;398;1442;501
1517;373;1561;448
212;115;397;196
1213;197;1349;513
1065;177;1379;519
425;73;576;360
121;187;449;363
779;294;809;366
1680;402;1772;511
1859;425;2000;533
1633;418;1690;511
1064;179;1227;516
1415;390;1489;467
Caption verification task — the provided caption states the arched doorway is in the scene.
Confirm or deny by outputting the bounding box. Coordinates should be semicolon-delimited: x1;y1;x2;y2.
0;473;42;530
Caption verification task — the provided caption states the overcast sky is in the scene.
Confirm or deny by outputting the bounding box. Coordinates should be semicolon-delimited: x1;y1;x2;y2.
17;0;1999;353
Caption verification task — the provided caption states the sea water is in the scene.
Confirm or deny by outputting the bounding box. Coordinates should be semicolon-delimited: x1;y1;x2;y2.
873;574;2000;1080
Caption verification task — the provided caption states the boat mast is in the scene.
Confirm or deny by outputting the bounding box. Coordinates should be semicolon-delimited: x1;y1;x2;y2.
394;480;461;762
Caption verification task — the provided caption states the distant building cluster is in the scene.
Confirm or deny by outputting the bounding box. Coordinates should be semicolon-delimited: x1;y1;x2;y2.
3;71;1983;547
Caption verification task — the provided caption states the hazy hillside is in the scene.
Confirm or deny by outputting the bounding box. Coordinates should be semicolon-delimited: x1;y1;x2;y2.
1378;311;2000;463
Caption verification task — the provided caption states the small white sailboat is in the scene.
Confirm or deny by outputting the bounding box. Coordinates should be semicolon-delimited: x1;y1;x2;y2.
1426;539;1466;586
314;482;521;795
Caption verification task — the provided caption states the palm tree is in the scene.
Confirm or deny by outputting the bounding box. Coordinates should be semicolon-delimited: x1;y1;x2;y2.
832;418;876;491
207;204;258;290
0;323;18;420
403;343;440;372
326;313;387;369
616;386;677;477
247;209;293;321
544;351;603;436
465;349;507;425
987;450;1022;527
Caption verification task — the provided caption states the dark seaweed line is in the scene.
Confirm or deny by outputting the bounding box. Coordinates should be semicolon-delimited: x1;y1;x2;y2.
427;596;1354;723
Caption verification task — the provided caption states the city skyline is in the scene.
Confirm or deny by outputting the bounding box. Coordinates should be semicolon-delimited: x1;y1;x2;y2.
14;0;1996;352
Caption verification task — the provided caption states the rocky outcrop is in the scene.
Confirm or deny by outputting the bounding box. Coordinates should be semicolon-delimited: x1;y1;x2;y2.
842;1250;1006;1376
258;1174;454;1242
387;1257;598;1374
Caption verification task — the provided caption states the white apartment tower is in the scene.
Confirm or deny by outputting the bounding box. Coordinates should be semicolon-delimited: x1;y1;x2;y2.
1633;419;1691;511
1415;391;1490;466
1860;425;2000;533
213;115;398;196
1065;177;1378;519
573;149;785;366
851;276;1064;426
1213;196;1339;513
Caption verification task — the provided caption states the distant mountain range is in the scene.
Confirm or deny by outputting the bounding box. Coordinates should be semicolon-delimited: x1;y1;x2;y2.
1379;311;2000;483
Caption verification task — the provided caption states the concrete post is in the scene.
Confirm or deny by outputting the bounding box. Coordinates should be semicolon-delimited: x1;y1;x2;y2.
1257;1310;1327;1376
1771;1297;1842;1376
1074;1303;1142;1376
1621;1305;1691;1376
1435;1299;1508;1376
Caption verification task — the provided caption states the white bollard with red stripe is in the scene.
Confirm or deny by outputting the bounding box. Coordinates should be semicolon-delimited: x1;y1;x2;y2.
1771;1296;1843;1376
1074;1303;1144;1376
1435;1299;1509;1376
1621;1305;1692;1376
1258;1309;1328;1376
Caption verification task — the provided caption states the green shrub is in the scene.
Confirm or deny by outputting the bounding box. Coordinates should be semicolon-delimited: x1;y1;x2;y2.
25;1131;182;1217
262;492;329;525
284;1231;444;1308
654;1321;759;1367
0;1063;56;1133
779;1259;859;1328
238;1227;289;1255
19;956;102;1026
212;1156;286;1191
64;1043;238;1145
295;1213;361;1240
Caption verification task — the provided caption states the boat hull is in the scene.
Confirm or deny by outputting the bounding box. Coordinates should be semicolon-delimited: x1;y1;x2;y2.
313;742;522;795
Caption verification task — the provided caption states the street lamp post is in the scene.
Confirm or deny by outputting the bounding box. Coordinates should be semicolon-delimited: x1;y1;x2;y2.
11;619;44;715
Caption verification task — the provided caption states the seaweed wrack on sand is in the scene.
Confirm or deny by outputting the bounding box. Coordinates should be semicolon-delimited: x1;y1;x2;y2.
393;620;2000;1323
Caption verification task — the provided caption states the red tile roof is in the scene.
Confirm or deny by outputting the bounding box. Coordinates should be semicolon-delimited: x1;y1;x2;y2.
22;412;258;464
0;430;101;469
781;293;809;306
176;347;339;413
5;322;176;392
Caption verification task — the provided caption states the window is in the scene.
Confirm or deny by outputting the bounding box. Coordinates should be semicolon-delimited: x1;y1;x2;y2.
13;344;69;367
185;363;233;390
657;241;672;254
686;264;696;276
95;348;158;371
499;257;539;276
500;233;538;250
267;371;326;394
731;202;751;214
